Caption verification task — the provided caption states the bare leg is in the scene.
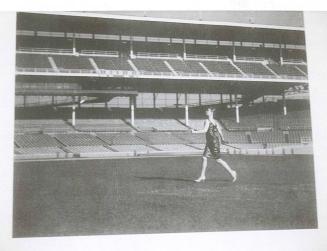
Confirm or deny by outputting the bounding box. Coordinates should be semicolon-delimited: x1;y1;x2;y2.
195;156;207;182
216;158;237;182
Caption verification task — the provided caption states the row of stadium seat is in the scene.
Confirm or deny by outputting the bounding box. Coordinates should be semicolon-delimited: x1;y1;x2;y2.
14;130;312;149
14;110;311;134
16;54;306;77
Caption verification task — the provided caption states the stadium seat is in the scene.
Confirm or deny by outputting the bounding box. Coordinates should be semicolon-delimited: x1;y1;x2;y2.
201;61;241;75
93;57;133;71
235;62;274;76
16;54;52;69
267;64;305;76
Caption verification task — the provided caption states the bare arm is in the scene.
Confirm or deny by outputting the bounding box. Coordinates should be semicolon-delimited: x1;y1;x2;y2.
192;120;209;134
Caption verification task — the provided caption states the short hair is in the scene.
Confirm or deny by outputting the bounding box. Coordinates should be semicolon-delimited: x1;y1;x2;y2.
207;107;216;113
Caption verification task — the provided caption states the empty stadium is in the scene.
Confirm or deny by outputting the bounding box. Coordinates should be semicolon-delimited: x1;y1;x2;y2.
13;11;317;237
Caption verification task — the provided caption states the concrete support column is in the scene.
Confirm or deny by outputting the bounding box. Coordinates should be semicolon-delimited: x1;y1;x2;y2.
130;96;135;126
72;105;76;126
220;94;223;104
73;38;76;54
235;94;240;123
183;42;186;59
185;93;189;126
176;93;179;108
130;41;134;58
153;93;156;109
282;92;287;116
232;41;236;61
279;43;283;65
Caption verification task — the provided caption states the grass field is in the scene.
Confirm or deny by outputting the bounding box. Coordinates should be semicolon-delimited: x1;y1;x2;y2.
13;155;317;237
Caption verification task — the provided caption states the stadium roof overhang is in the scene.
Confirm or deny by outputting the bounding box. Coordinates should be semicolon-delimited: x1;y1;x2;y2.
15;74;306;96
17;12;306;45
15;88;138;97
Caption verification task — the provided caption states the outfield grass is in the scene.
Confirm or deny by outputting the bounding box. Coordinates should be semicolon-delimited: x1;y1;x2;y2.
13;155;317;237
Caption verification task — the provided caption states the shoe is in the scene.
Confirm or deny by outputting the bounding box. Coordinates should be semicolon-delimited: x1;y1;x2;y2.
194;177;206;182
232;171;237;182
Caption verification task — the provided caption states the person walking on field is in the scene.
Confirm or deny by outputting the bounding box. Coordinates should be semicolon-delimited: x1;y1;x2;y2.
192;107;237;182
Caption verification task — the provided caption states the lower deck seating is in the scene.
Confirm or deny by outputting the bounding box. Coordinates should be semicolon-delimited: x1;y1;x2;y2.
172;132;206;144
151;144;198;152
136;132;186;144
109;144;155;153
65;145;112;154
222;114;274;131
15;119;74;134
288;130;312;143
223;131;249;143
54;133;105;146
134;119;188;131
97;133;147;145
251;131;285;143
278;111;311;130
73;119;132;132
15;134;61;148
15;147;65;155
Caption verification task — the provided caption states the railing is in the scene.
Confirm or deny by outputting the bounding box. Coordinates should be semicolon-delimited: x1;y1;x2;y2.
16;67;308;81
185;54;229;61
79;50;119;57
135;52;180;59
16;67;57;73
235;56;266;62
283;59;306;65
17;47;73;54
57;69;98;74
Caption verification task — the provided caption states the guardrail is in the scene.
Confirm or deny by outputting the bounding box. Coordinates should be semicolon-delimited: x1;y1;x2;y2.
80;50;119;57
16;67;308;81
283;59;306;65
17;47;73;54
16;67;57;73
235;56;266;62
135;52;180;59
185;54;229;61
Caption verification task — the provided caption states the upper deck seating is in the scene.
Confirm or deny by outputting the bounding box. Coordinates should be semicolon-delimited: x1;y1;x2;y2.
295;65;308;74
184;61;208;74
132;58;172;73
267;64;305;76
235;62;274;76
16;54;52;69
52;55;94;70
93;57;133;71
134;119;188;131
201;61;241;75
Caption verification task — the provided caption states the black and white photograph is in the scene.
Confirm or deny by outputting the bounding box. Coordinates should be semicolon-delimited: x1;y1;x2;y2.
1;6;327;251
12;11;318;238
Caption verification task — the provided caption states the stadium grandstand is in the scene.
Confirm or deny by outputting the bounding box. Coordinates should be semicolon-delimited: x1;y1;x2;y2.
12;11;317;238
14;11;312;160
